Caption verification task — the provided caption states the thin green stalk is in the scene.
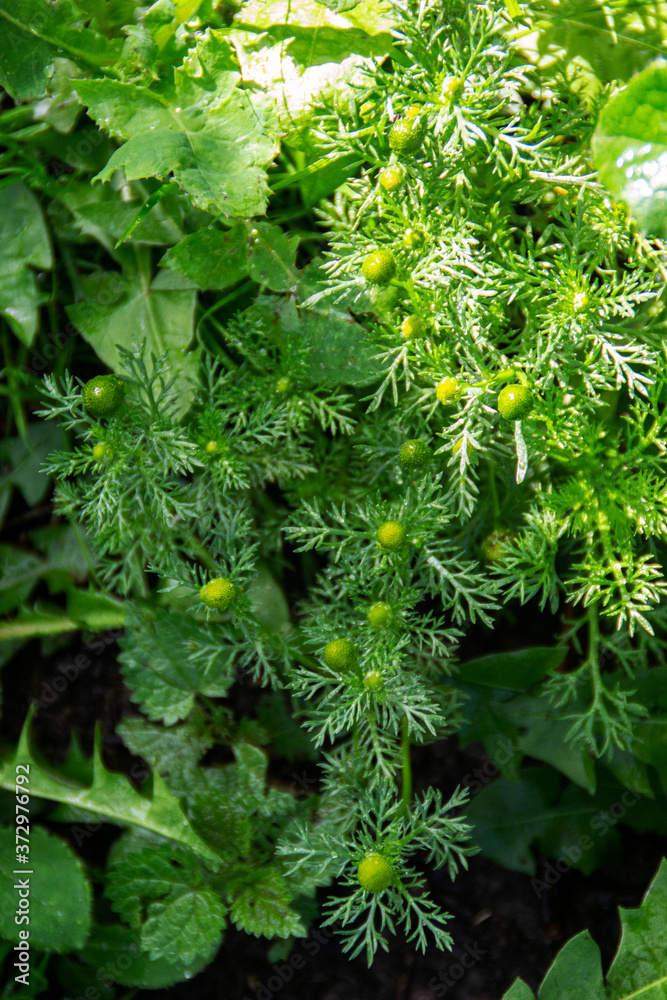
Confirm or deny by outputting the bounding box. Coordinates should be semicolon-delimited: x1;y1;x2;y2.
586;602;602;701
0;610;126;641
401;716;412;818
367;709;393;782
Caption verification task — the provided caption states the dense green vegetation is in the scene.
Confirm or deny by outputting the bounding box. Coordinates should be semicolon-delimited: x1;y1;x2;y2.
3;0;667;996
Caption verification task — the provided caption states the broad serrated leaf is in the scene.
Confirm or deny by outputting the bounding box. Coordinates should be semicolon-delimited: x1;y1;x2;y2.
0;183;53;346
78;923;214;990
0;825;91;951
32;57;84;134
229;869;306;938
261;271;384;388
143;887;226;965
107;846;186;928
0;0;121;100
162;221;299;293
593;63;667;237
189;788;254;861
75;32;278;217
187;743;270;857
118;604;235;725
161;225;250;290
233;742;269;805
0;709;221;867
106;843;227;967
117;718;212;800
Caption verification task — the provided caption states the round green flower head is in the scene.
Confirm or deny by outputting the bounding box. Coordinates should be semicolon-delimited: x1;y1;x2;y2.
497;384;533;420
401;315;426;340
323;638;356;671
92;442;112;462
379;165;405;193
388;113;426;154
399;439;431;471
436;377;461;405
376;520;407;552
205;440;219;455
357;852;394;893
404;228;425;250
482;529;516;562
199;578;237;610
82;375;124;419
363;670;384;692
361;249;396;286
368;602;392;628
275;377;291;393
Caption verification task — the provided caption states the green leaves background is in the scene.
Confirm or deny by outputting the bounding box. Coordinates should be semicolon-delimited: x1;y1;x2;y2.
3;0;667;991
0;0;393;389
503;859;667;1000
0;183;53;345
593;62;667;238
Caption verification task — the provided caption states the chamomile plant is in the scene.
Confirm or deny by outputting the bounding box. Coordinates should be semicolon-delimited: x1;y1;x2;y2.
292;0;667;761
278;781;473;964
28;0;667;980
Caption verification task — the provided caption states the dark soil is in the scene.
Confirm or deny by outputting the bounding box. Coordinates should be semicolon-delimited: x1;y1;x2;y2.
0;612;665;1000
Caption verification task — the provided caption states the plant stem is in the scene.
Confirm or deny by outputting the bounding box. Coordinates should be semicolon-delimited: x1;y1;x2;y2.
0;609;125;641
401;716;412;818
586;601;604;712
